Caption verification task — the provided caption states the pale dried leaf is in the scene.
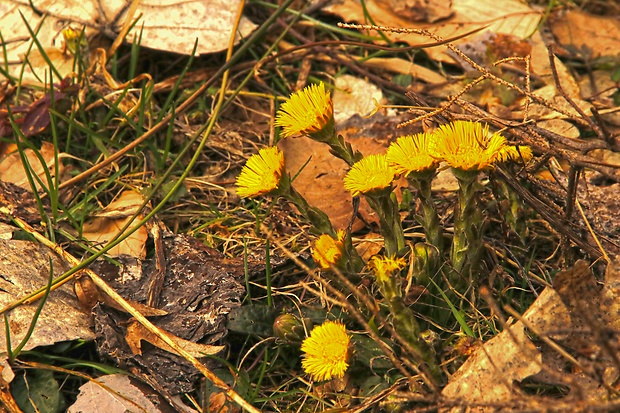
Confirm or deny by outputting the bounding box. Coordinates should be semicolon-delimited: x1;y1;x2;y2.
442;322;542;411
1;0;256;83
81;191;149;258
0;142;67;192
120;0;257;56
333;75;385;123
0;240;95;353
68;374;171;413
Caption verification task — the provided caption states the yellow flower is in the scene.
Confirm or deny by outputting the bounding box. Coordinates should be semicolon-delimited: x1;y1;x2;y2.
370;256;406;282
386;133;439;176
236;147;285;198
301;321;351;382
343;154;394;197
312;230;346;269
275;82;334;141
431;121;506;171
495;145;533;163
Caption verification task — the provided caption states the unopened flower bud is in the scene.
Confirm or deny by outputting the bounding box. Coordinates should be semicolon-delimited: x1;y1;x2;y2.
273;314;313;344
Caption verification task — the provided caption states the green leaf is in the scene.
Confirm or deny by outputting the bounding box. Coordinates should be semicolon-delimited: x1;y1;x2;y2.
12;369;65;413
227;305;279;336
352;334;393;371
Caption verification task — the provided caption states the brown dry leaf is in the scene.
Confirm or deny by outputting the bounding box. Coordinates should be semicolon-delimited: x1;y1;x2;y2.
549;9;620;59
279;135;361;231
0;142;67;192
325;0;541;66
74;275;167;317
376;0;454;23
81;190;149;258
126;320;224;358
279;112;419;231
68;374;170;413
0;240;95;353
360;57;446;85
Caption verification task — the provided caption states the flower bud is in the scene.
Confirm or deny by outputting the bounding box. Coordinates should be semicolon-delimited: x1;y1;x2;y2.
273;314;313;345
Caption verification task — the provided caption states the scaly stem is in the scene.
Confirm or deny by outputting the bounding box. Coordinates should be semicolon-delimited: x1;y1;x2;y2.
374;264;442;383
410;174;443;252
366;194;406;257
285;185;335;237
451;169;485;289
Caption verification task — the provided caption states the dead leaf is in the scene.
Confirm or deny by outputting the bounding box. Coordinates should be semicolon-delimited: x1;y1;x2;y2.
375;0;454;23
444;260;620;411
549;9;620;59
0;142;68;192
1;0;257;84
279;112;423;232
325;0;541;67
68;374;174;413
0;240;95;353
442;320;542;410
81;191;150;258
90;231;252;394
333;75;385;123
126;320;224;358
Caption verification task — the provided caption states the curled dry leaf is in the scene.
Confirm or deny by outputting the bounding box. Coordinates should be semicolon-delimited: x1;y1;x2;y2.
81;190;150;259
126;320;224;358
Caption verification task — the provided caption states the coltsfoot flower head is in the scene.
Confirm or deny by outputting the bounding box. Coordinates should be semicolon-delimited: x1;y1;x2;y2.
387;133;439;177
370;255;406;282
431;121;506;171
344;154;395;197
275;82;335;141
236;146;285;198
495;145;533;163
301;320;351;382
313;230;346;269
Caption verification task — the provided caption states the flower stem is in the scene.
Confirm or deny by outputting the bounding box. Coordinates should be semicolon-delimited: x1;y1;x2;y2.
285;186;336;237
326;134;363;167
374;265;441;383
366;194;406;257
451;169;485;288
410;174;443;252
